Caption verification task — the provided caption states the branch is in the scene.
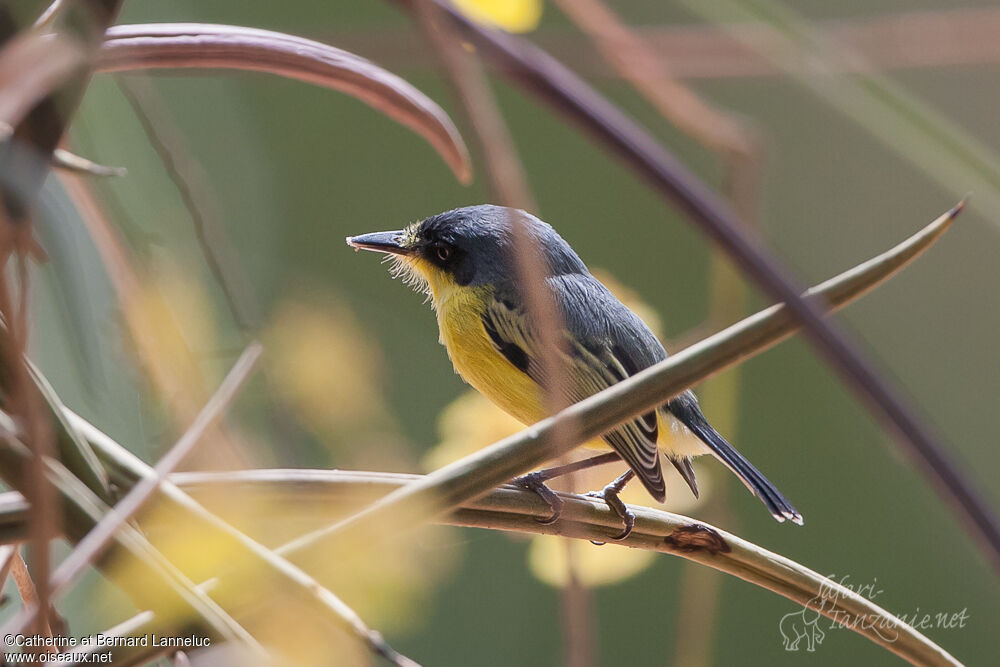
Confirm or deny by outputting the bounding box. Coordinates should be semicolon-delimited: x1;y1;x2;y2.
48;343;261;596
9;549;53;647
114;78;258;331
0;436;267;661
321;8;1000;80
97;23;471;184
0;31;82;129
0;468;962;666
0;0;122;221
167;469;961;667
65;413;419;667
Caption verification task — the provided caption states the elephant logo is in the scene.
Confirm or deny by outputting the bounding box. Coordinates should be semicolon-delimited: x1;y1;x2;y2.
779;595;828;652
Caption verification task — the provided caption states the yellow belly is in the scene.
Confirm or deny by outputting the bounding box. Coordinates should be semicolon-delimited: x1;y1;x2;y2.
434;285;546;426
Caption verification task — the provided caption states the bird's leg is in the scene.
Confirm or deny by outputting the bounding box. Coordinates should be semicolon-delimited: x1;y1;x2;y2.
512;473;564;525
586;469;636;543
510;452;623;524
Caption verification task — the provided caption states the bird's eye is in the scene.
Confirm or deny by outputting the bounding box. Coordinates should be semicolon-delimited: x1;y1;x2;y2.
435;245;452;262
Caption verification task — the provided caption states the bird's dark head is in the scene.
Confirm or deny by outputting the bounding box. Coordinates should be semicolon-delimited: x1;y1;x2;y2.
346;205;586;297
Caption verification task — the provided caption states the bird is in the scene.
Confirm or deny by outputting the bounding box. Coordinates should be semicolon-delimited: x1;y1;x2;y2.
347;205;801;537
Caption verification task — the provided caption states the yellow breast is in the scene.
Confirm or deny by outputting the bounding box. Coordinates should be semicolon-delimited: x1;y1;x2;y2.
409;257;545;426
436;285;546;426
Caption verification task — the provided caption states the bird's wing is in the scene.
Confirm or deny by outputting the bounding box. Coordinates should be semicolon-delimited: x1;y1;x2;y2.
483;281;666;501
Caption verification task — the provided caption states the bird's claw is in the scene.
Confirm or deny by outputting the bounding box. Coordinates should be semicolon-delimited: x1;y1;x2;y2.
512;471;564;524
585;483;635;544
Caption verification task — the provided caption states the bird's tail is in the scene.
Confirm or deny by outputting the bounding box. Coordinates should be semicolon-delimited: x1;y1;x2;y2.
668;394;803;525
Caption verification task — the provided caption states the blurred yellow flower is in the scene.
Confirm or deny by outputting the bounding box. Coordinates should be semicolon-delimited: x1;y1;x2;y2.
264;296;428;476
231;489;459;639
529;536;654;588
265;299;387;436
157;492;369;665
294;520;459;637
423;390;522;470
129;487;457;664
128;259;218;413
451;0;543;33
127;260;260;470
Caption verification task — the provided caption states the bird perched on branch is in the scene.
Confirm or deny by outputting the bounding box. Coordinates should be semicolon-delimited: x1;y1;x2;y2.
348;205;801;538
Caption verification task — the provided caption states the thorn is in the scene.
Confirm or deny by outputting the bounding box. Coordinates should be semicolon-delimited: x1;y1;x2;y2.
951;193;971;217
52;149;127;177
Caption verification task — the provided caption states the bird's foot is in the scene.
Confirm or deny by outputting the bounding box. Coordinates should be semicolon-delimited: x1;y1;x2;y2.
512;471;564;525
585;471;636;544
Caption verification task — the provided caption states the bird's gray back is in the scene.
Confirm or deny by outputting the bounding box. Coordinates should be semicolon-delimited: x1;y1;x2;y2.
494;272;668;374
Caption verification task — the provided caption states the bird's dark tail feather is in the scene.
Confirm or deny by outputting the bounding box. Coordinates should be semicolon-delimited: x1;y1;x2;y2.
668;394;803;525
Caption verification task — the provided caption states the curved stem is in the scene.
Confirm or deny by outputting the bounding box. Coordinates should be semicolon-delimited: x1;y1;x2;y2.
97;23;471;184
168;468;963;667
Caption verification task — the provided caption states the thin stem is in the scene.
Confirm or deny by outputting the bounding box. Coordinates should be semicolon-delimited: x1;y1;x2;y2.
67;411;420;667
166;468;960;667
33;0;67;29
310;9;1000;80
552;0;757;157
115;77;260;332
0;438;268;660
48;343;262;596
10;549;54;650
58;170;253;470
50;148;126;177
0;544;17;589
0;245;57;644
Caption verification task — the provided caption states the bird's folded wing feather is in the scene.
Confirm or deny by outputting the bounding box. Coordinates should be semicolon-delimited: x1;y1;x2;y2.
482;292;666;500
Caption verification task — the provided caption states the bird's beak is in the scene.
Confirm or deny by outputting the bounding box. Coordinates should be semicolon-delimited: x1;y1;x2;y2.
345;230;412;256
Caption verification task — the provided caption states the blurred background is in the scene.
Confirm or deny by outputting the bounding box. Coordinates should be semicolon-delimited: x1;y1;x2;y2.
12;0;1000;664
